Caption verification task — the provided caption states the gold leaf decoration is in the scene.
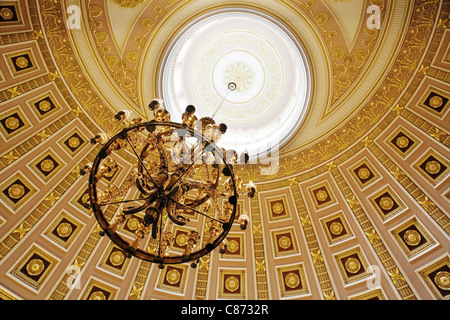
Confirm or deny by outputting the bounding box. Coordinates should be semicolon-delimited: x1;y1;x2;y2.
256;260;266;272
166;269;181;285
332;47;346;61
403;230;421;247
284;273;300;289
323;289;336;300
56;220;73;239
141;18;153;31
344;258;361;274
26;259;45;276
8;184;25;199
315;12;329;26
225;276;240;292
105;55;119;67
365;228;380;244
0;7;14;20
354;49;368;62
89;291;106;300
95;31;108;44
7;86;22;98
89;5;102;18
388;268;406;286
126;51;138;64
129;284;143;299
3;151;19;165
13;223;31;240
109;251;125;266
311;250;323;264
112;0;145;9
434;271;450;291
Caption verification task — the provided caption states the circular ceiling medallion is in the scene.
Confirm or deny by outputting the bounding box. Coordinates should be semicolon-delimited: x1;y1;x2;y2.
176;233;188;246
166;269;181;285
225;276;240;292
8;183;25;199
434;271;450;291
330;222;344;235
425;160;441;175
315;189;329;202
39;100;52;112
216;51;264;104
68;136;81;148
278;235;291;249
109;250;125;266
379;196;394;211
227;239;239;253
57;222;73;238
40;159;55;172
26;258;45;276
89;291;106;300
284;272;300;289
357;167;371;180
344;257;361;274
0;8;14;20
272;202;284;214
15;57;29;69
160;10;311;159
403;229;421;247
395;136;410;148
429;96;443;109
5;116;20;130
126;217;139;231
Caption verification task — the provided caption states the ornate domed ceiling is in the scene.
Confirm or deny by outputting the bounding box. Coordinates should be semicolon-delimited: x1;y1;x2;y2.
0;0;449;301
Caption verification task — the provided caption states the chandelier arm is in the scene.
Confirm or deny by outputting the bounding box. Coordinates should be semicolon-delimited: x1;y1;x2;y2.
182;170;221;207
209;193;222;214
136;177;151;195
169;144;208;189
201;161;220;186
183;181;215;193
156;207;164;257
125;135;157;186
151;209;160;239
99;197;148;207
167;212;187;226
122;203;150;215
171;199;224;224
138;137;157;185
181;181;212;207
192;195;212;208
155;138;169;171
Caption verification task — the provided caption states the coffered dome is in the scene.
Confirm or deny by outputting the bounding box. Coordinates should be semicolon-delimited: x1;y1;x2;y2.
0;0;449;304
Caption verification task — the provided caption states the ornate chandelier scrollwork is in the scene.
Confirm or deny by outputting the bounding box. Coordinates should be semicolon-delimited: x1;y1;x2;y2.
81;99;256;269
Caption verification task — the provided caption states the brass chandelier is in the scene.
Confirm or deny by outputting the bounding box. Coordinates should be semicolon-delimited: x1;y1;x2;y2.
80;92;256;269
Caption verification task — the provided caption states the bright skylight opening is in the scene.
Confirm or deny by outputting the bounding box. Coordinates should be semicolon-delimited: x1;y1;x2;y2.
160;9;311;160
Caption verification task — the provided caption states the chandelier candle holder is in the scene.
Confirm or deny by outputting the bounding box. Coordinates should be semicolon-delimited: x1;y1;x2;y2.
81;99;256;269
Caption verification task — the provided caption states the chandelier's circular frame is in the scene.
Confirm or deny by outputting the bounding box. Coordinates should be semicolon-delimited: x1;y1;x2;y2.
88;121;238;265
